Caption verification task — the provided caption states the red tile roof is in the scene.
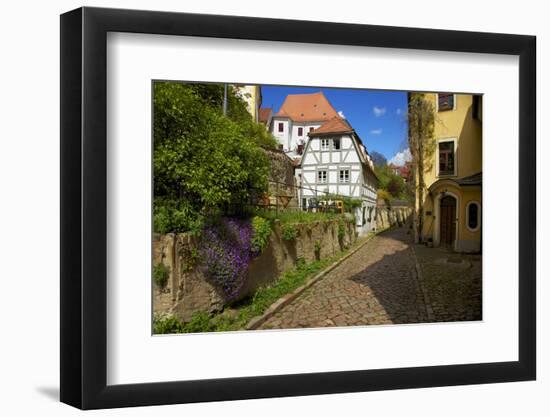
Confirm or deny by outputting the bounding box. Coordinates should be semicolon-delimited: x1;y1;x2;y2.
308;116;354;136
274;92;339;122
259;107;272;124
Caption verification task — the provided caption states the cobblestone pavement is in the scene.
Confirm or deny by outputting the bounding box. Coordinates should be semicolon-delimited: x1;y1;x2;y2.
260;227;430;329
413;243;482;322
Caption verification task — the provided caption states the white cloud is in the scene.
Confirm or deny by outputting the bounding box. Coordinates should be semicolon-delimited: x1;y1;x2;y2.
388;148;412;166
370;128;382;135
338;110;345;118
396;108;402;115
373;106;386;117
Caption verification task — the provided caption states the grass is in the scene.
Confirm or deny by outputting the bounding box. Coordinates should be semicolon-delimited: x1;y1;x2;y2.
153;246;355;334
254;208;352;226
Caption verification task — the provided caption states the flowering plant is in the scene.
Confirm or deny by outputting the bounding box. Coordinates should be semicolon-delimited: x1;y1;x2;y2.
199;218;255;301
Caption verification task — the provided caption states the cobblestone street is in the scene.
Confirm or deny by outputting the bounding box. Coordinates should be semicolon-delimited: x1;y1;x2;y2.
260;227;430;329
259;226;482;330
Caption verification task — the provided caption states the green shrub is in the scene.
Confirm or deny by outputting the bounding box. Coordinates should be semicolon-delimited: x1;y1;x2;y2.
153;313;184;334
282;223;298;241
314;240;322;253
337;219;346;241
153;197;204;234
183;311;217;333
153;263;170;288
153;81;271;234
251;216;271;253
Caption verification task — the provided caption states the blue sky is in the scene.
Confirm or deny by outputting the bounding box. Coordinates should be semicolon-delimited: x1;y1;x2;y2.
261;85;409;164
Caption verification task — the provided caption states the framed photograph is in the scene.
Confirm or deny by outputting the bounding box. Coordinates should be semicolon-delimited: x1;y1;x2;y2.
60;6;536;409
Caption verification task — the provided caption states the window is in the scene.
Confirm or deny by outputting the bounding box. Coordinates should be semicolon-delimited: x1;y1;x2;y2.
467;201;480;231
297;127;303;136
438;140;455;176
317;170;327;183
438;93;454;111
278;122;284;132
309;127;315;132
333;138;341;150
339;169;350;183
321;138;330;150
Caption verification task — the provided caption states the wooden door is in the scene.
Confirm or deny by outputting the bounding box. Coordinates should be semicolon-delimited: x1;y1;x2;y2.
440;196;456;247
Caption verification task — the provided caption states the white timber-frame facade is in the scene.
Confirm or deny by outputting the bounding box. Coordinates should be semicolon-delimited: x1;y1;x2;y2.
298;117;379;235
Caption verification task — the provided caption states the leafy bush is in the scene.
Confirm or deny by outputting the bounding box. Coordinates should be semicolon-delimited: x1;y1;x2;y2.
251;216;272;253
253;209;340;225
153;197;204;235
323;194;363;211
378;189;392;206
183;311;217;333
153;82;272;233
282;223;298;241
374;163;407;199
153;313;184;334
200;218;254;301
153;263;170;288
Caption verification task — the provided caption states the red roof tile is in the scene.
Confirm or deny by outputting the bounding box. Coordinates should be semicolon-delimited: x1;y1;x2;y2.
274;92;339;122
259;107;272;123
308;116;354;136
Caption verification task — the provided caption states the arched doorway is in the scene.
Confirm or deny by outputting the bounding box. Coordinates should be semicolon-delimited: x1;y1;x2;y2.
439;195;457;248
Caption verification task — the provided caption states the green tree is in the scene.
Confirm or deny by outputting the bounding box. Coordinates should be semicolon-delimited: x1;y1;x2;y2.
407;93;436;242
373;164;405;199
153;82;274;233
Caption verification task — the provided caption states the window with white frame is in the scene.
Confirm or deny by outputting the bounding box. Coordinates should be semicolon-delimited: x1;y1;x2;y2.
339;169;350;183
466;201;481;231
317;170;327;183
321;138;330;150
333;138;341;150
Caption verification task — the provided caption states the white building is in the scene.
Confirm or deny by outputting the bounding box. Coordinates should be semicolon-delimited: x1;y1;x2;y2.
267;91;340;159
299;116;379;235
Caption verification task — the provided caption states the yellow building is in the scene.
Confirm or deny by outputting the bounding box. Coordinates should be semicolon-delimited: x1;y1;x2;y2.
412;93;482;253
234;85;262;122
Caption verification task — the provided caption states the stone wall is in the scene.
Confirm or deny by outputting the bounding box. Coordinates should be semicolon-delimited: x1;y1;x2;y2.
153;217;357;322
262;147;298;209
375;203;413;230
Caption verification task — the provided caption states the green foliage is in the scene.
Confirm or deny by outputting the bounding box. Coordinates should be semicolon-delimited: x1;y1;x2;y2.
314;240;322;253
282;223;298;241
254;209;346;225
323;194;363;211
251;216;272;253
153;263;170;288
172;250;351;333
337;219;346;241
374;164;406;199
387;175;405;198
153;313;184;334
378;189;392;205
182;311;217;333
153;81;273;233
153;197;204;235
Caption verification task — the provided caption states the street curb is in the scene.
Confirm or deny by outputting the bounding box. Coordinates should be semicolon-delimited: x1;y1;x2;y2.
245;227;390;330
410;243;436;322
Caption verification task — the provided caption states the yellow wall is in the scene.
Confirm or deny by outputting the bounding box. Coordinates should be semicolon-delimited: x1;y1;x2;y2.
416;94;482;252
423;94;482;185
235;85;262;122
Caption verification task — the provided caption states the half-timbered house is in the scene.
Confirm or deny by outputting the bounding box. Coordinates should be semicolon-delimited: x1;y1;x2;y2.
298;116;379;235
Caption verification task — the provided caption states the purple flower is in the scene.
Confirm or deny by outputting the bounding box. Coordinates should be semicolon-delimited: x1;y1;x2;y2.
199;218;255;301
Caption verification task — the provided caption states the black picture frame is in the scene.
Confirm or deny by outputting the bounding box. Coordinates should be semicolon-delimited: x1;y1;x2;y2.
60;6;536;410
